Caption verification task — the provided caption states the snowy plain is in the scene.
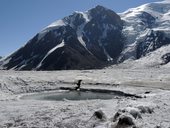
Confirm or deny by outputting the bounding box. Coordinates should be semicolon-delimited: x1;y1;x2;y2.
0;65;170;128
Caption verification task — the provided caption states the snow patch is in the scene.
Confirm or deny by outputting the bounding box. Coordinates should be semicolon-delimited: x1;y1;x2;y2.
75;12;93;55
0;57;12;69
47;41;65;55
103;46;113;61
78;11;90;22
36;40;65;69
38;20;66;41
77;24;87;48
47;19;66;28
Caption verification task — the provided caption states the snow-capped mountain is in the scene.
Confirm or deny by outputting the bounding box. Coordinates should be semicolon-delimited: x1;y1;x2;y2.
119;0;170;63
1;1;170;70
0;5;124;70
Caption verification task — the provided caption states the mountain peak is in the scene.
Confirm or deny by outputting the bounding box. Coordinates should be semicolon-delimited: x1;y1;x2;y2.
89;5;110;13
94;5;108;11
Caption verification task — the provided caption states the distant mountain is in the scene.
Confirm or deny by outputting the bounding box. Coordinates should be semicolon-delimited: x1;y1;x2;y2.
118;0;170;66
1;1;170;70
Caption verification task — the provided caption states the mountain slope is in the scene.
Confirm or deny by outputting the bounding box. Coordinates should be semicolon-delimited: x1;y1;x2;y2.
118;0;170;63
128;44;170;68
0;5;124;70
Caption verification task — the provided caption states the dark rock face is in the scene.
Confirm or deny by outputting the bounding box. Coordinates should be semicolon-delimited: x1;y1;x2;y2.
162;53;170;64
1;5;124;70
137;30;170;59
84;6;124;61
4;26;103;70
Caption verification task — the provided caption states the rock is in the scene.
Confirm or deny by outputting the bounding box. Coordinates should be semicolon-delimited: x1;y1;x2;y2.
128;109;142;119
155;126;161;128
161;53;170;64
118;115;134;125
88;110;107;128
144;91;151;94
114;107;142;120
112;111;122;122
92;110;107;121
137;106;154;114
122;107;142;119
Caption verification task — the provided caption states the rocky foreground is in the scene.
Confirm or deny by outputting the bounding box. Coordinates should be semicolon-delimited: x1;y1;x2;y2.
0;67;170;128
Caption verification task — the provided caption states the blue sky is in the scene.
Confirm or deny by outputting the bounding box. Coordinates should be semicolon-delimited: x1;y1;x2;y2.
0;0;160;56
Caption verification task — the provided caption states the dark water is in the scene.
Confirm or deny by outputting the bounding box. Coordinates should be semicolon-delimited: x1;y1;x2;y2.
21;91;117;101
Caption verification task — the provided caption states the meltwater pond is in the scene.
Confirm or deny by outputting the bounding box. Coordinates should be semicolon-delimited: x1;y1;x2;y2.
21;90;118;101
